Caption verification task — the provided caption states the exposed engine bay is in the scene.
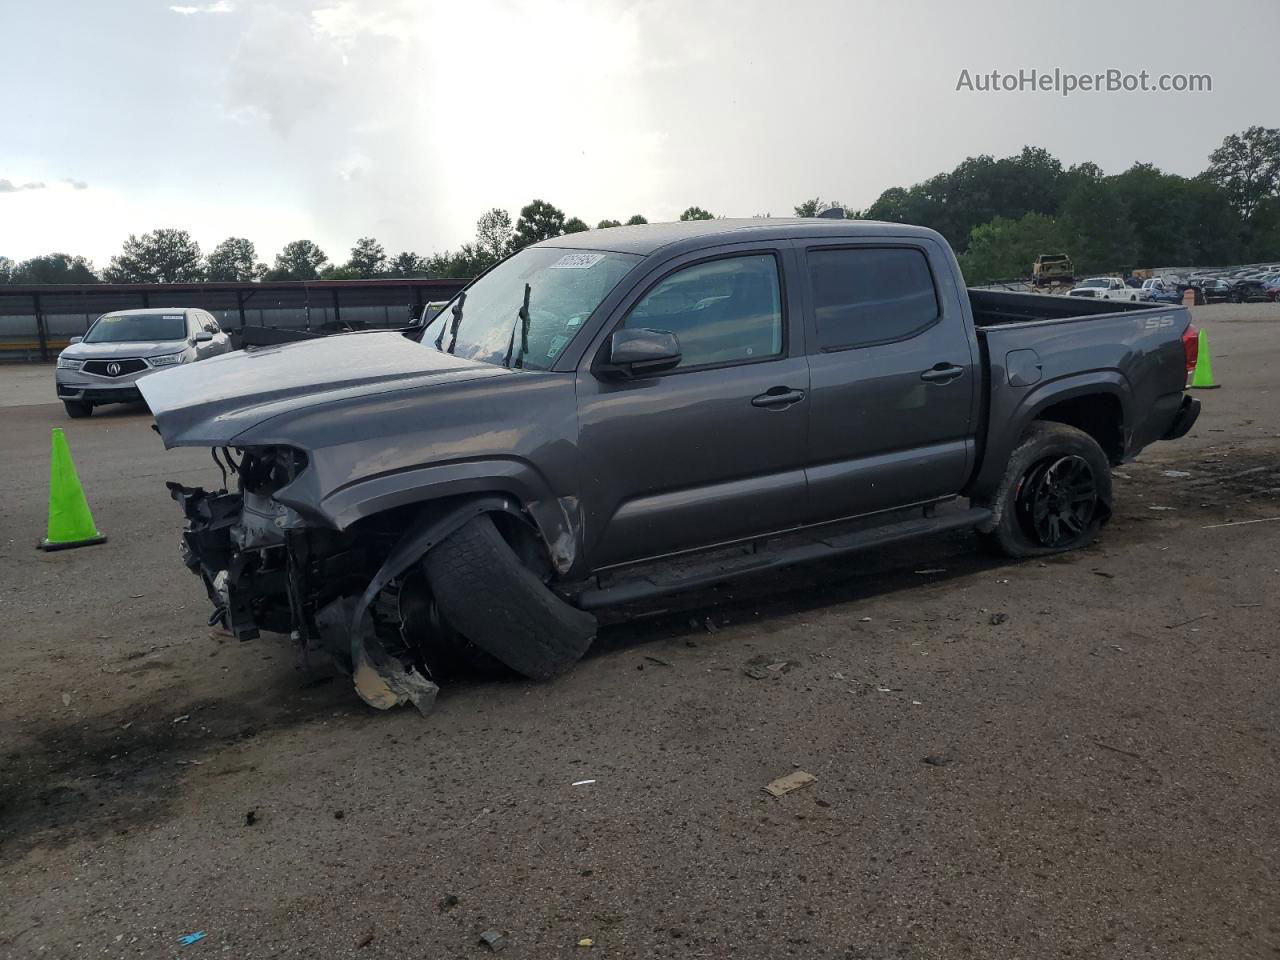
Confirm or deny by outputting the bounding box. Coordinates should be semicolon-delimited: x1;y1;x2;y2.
166;444;597;716
169;446;444;714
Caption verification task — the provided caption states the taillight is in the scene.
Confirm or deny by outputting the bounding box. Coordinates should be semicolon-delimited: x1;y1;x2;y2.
1182;323;1199;384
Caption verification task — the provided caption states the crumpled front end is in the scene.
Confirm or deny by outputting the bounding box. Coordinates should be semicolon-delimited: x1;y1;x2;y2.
169;446;438;715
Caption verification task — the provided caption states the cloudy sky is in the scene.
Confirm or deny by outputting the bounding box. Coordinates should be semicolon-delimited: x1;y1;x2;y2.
2;0;1276;267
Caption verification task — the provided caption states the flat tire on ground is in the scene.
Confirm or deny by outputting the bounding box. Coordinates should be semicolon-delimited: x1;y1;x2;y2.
424;513;596;681
977;421;1112;559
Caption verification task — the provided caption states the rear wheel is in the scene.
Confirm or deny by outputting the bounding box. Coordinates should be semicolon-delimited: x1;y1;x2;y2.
978;422;1111;558
63;400;93;419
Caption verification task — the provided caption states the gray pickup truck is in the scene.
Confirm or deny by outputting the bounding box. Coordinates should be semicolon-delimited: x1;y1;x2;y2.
141;218;1201;712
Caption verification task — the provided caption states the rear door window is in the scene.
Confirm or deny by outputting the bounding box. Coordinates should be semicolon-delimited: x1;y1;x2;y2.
806;247;940;351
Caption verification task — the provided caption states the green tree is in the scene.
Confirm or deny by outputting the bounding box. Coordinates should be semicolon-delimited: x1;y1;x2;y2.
475;208;513;264
104;229;203;283
347;237;387;278
1207;125;1280;222
563;217;590;234
205;237;265;281
510;199;567;251
1059;178;1138;274
8;253;98;283
267;239;329;280
596;219;622;229
794;198;845;217
958;213;1065;285
679;206;714;221
625;214;648;225
386;251;429;277
0;256;12;283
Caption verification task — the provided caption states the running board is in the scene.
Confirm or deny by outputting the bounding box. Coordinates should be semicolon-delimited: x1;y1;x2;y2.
574;506;992;610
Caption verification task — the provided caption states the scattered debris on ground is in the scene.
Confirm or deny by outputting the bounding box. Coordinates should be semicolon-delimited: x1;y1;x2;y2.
479;928;508;952
764;770;817;797
743;654;800;680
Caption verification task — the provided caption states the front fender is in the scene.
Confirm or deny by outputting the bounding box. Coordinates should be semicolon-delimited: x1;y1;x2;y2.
277;457;582;575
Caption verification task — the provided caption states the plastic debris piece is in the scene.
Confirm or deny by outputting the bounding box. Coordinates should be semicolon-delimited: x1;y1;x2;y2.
350;632;438;716
578;938;595;948
763;770;817;797
572;779;596;786
479;929;507;951
178;931;206;946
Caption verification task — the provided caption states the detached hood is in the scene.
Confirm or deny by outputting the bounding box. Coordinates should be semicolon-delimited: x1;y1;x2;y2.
140;330;511;447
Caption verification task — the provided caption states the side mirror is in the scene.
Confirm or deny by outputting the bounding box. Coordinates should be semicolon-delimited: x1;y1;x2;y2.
69;336;83;345
603;328;682;378
194;331;214;343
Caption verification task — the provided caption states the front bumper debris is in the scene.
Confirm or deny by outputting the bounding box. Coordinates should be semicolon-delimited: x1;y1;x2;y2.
167;463;440;716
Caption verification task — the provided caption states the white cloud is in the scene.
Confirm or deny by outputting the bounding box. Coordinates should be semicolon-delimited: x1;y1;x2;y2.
0;179;46;192
169;1;234;15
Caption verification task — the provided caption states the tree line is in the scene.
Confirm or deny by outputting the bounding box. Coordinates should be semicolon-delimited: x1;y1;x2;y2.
859;125;1280;284
2;127;1276;287
0;202;713;287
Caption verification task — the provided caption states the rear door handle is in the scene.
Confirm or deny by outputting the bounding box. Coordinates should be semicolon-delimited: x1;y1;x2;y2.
920;363;965;383
752;387;806;408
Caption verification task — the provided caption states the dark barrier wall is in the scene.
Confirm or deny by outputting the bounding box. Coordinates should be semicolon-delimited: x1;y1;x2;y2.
0;278;469;361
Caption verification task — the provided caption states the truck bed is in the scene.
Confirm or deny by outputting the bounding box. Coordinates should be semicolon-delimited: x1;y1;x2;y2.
963;287;1194;500
968;288;1156;329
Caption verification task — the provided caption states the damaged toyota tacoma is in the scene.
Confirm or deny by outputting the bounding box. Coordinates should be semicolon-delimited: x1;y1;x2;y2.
140;218;1201;714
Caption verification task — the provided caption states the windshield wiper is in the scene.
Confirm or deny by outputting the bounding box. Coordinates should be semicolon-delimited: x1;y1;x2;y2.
502;283;532;369
435;291;467;354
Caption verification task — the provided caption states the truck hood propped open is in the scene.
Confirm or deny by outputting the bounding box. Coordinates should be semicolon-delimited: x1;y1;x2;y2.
140;331;510;448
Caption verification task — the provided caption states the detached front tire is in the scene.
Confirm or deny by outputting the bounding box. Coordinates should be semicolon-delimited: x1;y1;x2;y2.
63;400;93;419
978;421;1112;558
424;513;596;681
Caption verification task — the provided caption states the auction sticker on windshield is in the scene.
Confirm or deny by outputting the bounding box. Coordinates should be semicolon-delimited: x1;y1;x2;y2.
550;253;606;269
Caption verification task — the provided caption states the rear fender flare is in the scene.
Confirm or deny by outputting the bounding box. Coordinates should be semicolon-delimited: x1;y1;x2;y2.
968;371;1132;500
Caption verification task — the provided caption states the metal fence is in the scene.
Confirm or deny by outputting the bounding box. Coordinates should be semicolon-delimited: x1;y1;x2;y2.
0;278;469;362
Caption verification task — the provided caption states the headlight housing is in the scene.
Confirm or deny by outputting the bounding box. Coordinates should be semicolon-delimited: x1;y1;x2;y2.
149;352;188;367
57;356;83;370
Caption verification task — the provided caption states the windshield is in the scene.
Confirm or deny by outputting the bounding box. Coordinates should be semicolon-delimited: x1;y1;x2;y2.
85;312;187;343
422;247;640;369
1079;278;1108;288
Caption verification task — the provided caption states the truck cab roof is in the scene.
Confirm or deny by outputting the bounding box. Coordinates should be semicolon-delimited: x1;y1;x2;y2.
533;218;946;257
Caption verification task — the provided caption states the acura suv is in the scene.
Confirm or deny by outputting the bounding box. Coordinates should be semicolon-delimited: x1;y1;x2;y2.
55;308;233;418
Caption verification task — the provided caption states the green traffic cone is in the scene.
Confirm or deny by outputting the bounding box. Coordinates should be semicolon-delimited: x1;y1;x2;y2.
1189;328;1219;390
38;428;107;551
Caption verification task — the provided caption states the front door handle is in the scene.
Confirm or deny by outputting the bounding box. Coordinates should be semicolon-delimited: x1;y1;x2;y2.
752;387;806;408
920;363;965;384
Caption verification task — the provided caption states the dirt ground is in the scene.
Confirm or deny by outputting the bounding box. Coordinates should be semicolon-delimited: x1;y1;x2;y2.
2;304;1278;959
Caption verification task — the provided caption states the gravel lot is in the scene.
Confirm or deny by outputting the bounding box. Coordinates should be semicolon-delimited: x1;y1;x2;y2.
2;304;1278;959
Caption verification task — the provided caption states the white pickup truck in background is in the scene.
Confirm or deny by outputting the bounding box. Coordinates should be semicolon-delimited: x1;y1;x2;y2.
1068;277;1144;301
